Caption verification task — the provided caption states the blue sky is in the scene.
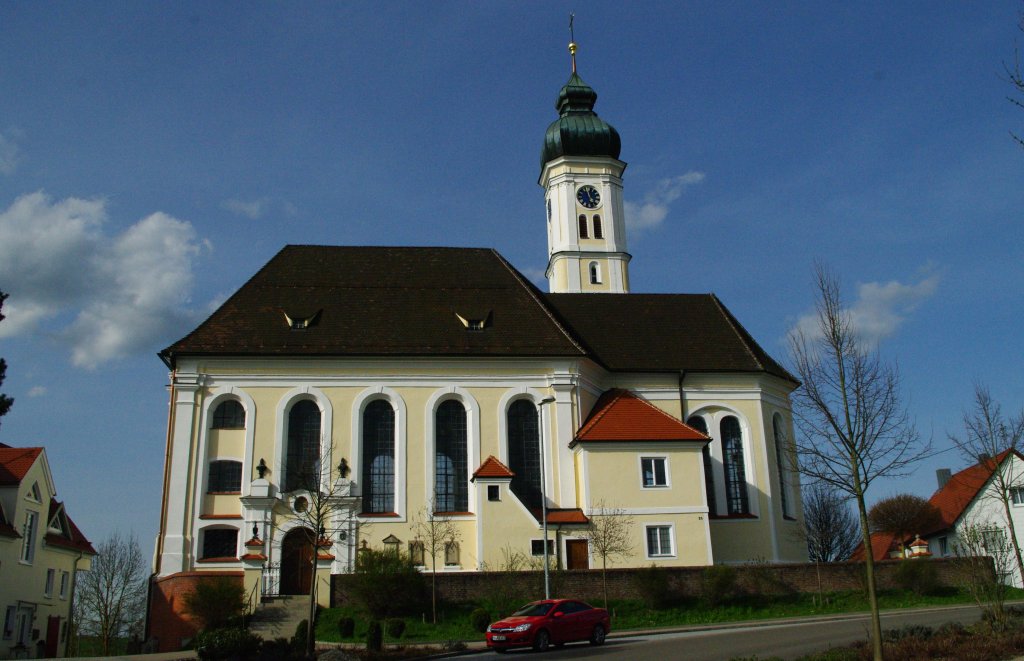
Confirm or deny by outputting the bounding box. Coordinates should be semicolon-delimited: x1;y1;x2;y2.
0;2;1022;553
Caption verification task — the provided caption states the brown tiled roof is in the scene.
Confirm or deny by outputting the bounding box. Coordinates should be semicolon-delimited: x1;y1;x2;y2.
472;455;515;479
161;246;585;364
0;446;42;485
544;293;795;381
571;389;709;446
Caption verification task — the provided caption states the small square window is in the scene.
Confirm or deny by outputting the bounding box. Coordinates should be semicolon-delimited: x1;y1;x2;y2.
646;525;673;557
641;457;668;488
487;485;500;501
531;539;555;556
201;528;238;560
1011;487;1024;506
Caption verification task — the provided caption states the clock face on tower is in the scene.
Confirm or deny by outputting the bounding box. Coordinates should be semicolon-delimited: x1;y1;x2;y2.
576;185;601;209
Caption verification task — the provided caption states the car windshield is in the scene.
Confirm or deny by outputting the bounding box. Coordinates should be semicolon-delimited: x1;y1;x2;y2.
511;602;554;617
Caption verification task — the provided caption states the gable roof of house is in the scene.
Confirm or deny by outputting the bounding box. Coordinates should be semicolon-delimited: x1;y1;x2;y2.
924;449;1021;535
44;500;96;555
850;531;900;561
0;446;42;486
161;246;794;385
571;388;709;446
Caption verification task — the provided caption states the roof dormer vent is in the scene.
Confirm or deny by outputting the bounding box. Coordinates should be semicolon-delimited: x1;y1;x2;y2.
282;309;322;330
455;310;492;332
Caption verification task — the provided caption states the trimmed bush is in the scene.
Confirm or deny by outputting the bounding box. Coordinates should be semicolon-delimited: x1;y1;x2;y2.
385;618;406;639
470;607;491;633
183;577;246;630
366;620;383;652
337;616;356;638
194;628;262;661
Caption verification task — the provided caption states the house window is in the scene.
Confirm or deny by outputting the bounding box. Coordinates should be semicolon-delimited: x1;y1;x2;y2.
2;606;13;639
45;568;55;597
646;525;674;557
285;400;321;492
29;482;42;502
981;528;1006;553
212;400;245;429
59;571;69;599
589;261;601;285
487;485;500;501
1011;487;1024;506
201;528;238;559
409;540;425;566
773;414;792;517
435;400;468;512
444;541;460;566
208;460;243;493
578;214;589;238
531;539;555;556
938;536;948;556
362;400;396;513
21;510;38;563
641;457;668;488
688;416;717;516
593;215;603;239
721;416;750;515
508;400;542;510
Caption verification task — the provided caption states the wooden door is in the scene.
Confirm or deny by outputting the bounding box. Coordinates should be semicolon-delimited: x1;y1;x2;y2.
566;539;589;570
45;615;60;657
280;528;315;595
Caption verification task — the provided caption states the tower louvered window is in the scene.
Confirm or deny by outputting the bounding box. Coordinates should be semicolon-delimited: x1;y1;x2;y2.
363;400;396;513
593;215;603;238
578;215;589;238
435;400;468;512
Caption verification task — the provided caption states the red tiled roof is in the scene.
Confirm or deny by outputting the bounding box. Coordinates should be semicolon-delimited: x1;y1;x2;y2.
44;506;96;555
0;446;42;485
850;531;899;561
925;450;1019;535
571;389;709;445
472;455;515;479
529;508;590;525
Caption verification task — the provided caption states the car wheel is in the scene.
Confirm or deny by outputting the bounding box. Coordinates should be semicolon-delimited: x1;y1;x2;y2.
590;624;606;646
533;629;550;652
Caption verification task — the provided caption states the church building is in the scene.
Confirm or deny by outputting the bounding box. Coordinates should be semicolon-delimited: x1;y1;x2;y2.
149;42;806;649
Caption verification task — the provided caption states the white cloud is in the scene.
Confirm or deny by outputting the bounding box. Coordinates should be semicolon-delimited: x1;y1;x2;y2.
624;171;705;231
221;197;271;219
27;386;46;398
0;192;209;368
792;274;939;346
0;131;21;175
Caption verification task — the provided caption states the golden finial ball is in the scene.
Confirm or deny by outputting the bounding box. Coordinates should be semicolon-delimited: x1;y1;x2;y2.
569;42;577;55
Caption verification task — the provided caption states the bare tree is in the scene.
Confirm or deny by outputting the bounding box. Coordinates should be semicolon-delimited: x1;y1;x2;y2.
802;483;861;563
1007;10;1024;148
868;494;942;557
75;532;147;654
953;520;1012;627
0;290;14;428
788;263;930;661
948;383;1024;583
411;502;461;624
583;501;634;608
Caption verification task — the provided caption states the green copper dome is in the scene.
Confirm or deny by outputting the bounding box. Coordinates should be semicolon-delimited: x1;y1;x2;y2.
541;72;621;168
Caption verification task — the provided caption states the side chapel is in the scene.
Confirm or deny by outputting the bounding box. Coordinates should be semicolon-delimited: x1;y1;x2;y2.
150;39;806;648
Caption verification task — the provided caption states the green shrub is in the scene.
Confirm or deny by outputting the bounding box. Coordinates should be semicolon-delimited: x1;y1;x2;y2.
366;620;383;652
351;549;429;619
183;577;246;630
256;637;300;661
893;559;940;595
882;624;933;643
702;565;739;607
385;618;406;639
194;628;262;661
634;564;672;609
470;607;491;633
337;616;356;638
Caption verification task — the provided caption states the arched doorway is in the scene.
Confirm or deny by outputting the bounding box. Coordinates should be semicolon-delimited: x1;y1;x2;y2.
280;527;315;595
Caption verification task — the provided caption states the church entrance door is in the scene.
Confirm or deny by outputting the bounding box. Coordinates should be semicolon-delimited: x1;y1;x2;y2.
280;527;315;595
566;539;589;570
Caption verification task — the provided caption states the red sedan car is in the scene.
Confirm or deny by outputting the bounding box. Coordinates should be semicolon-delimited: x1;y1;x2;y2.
485;599;610;653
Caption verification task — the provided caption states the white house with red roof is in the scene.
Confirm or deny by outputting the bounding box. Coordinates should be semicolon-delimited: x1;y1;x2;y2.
0;442;95;658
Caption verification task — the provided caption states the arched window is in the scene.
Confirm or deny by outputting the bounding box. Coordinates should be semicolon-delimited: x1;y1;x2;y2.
578;214;589;239
362;400;396;513
688;415;716;516
593;215;603;239
773;414;792;517
285;400;320;492
208;460;243;493
507;399;542;509
435;400;468;512
721;416;749;515
212;400;245;429
589;262;601;285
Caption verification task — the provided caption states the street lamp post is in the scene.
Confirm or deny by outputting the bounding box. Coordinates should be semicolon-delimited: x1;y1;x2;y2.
538;396;556;600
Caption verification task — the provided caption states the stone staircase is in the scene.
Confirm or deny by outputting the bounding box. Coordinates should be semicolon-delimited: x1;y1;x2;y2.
247;595;310;641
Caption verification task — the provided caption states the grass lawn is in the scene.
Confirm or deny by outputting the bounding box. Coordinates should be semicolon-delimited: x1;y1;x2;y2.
315;587;1024;644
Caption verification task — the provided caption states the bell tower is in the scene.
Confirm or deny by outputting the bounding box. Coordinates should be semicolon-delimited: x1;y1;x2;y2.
540;36;630;294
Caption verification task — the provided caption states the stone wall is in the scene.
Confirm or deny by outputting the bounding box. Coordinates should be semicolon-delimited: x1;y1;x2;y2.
331;558;978;608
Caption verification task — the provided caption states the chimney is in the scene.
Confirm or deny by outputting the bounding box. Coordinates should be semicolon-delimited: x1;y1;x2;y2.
936;468;952;489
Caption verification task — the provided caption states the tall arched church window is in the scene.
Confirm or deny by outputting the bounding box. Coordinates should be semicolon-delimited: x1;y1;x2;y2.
688;416;716;516
285;400;320;492
362;400;396;513
721;416;749;514
593;215;603;239
435;400;468;512
589;262;601;285
212;400;245;429
507;400;542;509
773;414;791;517
578;215;589;239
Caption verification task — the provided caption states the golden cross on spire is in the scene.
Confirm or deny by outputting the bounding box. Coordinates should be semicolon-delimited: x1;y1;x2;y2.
568;12;577;73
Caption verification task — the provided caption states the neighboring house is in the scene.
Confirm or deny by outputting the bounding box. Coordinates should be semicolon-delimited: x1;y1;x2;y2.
148;55;807;651
919;450;1024;586
0;443;96;658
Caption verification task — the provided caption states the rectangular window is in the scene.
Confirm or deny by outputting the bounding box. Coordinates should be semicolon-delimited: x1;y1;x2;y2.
45;568;55;597
207;460;243;493
3;606;14;639
646;525;674;557
21;510;38;563
1011;487;1024;505
938;536;948;556
60;571;70;599
641;457;668;488
487;484;500;501
201;528;238;560
531;539;555;556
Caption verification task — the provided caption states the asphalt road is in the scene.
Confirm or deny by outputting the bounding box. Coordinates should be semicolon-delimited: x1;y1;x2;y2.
472;603;991;660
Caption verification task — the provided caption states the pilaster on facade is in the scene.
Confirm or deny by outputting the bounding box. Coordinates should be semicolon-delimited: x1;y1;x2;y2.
161;372;205;576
